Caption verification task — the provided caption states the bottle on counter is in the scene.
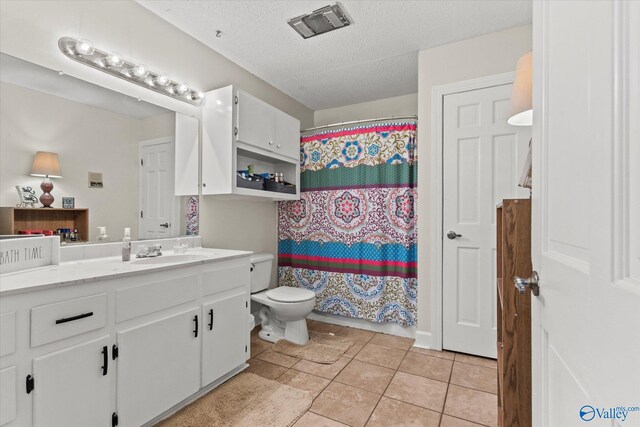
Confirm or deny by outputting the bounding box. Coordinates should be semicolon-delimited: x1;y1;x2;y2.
122;228;131;261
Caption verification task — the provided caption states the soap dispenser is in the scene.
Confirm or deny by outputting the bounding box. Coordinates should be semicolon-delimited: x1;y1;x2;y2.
122;228;131;261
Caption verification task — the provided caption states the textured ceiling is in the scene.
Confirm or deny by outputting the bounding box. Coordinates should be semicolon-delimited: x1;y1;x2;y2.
137;1;531;110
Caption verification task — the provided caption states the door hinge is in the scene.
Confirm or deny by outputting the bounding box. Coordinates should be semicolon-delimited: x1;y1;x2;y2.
234;95;238;105
112;344;119;360
140;158;144;166
234;126;238;136
25;375;34;394
140;210;144;219
112;412;119;427
245;345;248;353
246;301;248;308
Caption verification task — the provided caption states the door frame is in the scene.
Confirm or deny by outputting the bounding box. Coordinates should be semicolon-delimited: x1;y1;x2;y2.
138;136;179;238
426;72;516;351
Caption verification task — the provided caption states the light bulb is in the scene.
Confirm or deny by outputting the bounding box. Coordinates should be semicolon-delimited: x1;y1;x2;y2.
192;91;204;100
105;52;124;67
175;83;189;95
154;73;171;87
131;64;149;79
75;39;95;56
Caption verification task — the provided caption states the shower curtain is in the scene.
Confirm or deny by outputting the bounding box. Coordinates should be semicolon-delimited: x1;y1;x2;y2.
278;120;417;327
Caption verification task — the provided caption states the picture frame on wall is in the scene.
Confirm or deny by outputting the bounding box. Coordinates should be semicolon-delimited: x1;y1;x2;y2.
62;197;75;209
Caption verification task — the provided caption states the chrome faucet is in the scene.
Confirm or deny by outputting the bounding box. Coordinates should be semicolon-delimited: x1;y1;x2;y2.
136;244;162;258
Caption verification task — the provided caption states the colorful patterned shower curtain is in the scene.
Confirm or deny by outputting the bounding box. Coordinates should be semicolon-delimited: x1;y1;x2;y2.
278;121;417;326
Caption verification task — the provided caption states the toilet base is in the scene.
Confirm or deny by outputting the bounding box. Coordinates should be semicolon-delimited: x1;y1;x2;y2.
258;306;310;345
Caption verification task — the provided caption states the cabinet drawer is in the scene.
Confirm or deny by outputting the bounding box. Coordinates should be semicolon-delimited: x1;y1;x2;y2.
31;293;107;347
202;263;249;296
0;312;16;357
116;274;199;323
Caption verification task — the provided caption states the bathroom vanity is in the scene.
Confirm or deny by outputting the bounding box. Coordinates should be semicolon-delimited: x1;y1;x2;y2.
0;243;252;427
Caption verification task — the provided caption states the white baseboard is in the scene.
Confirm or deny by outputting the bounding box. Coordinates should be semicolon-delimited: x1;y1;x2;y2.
414;330;439;349
307;311;416;338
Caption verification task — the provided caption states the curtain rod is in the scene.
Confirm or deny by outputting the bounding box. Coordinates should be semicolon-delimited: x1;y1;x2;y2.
302;115;418;133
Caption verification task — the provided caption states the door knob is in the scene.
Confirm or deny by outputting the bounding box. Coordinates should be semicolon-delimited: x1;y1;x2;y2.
514;271;540;296
160;223;169;228
447;231;462;240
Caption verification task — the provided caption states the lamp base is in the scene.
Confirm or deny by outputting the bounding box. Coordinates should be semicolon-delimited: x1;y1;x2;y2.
40;177;54;208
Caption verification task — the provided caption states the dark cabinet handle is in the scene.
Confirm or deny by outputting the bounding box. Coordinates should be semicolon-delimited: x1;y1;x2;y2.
101;346;108;376
55;311;93;324
193;315;199;337
208;309;214;331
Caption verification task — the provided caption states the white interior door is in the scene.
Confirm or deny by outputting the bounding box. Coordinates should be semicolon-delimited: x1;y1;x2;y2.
139;138;177;239
442;83;531;358
531;1;640;425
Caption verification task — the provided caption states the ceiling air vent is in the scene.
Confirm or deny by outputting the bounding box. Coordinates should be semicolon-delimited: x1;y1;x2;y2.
287;3;352;39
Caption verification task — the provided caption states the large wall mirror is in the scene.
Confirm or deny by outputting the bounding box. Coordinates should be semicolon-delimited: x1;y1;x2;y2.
0;53;199;243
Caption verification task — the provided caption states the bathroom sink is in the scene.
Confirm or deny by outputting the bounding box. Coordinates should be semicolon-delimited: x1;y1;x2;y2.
131;254;208;265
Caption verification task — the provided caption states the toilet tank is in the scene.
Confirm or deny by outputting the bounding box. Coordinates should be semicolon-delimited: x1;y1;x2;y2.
250;253;274;293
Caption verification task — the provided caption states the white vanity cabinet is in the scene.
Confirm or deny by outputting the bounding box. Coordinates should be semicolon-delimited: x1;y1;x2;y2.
0;252;251;427
201;291;247;386
200;85;301;200
117;308;201;427
32;335;112;427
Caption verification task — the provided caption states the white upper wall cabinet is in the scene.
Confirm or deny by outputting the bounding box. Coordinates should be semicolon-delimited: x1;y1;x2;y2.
174;113;200;196
200;85;301;200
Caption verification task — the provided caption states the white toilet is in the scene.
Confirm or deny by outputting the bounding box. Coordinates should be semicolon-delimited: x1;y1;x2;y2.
250;253;316;345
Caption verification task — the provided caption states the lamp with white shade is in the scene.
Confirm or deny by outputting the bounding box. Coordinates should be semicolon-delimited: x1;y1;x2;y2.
30;151;62;208
508;51;533;126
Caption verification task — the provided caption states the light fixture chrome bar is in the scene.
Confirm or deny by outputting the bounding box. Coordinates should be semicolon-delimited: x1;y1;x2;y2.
58;37;203;106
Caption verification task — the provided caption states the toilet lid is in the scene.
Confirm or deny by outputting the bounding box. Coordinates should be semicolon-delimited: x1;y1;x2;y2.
266;287;315;303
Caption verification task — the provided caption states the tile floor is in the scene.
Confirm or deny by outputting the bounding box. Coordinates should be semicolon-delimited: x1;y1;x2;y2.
248;320;498;427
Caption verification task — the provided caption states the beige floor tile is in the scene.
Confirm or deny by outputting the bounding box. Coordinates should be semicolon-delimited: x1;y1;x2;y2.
354;343;407;369
256;349;301;368
311;382;381;427
334;360;395;394
335;326;376;343
454;353;497;369
366;397;441;427
295;411;349;426
245;358;288;380
409;347;455;360
343;341;366;358
369;333;415;351
398;351;453;383
293;356;350;380
309;321;344;334
277;369;331;399
444;384;497;427
384;371;448;412
250;335;272;358
450;362;497;394
439;415;485;427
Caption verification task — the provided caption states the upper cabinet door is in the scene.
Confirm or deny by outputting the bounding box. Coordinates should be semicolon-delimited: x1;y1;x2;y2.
175;113;199;196
275;110;301;160
236;90;276;150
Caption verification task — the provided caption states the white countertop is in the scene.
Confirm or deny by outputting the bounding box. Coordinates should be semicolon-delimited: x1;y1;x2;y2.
0;248;252;296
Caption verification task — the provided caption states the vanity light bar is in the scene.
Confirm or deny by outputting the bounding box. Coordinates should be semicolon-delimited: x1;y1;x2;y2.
58;37;203;106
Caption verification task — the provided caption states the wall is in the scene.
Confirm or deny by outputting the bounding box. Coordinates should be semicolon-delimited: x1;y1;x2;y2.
313;93;418;127
0;82;145;241
0;1;314;282
416;25;532;346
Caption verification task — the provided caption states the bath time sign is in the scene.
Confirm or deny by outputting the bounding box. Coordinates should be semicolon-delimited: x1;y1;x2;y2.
0;236;60;274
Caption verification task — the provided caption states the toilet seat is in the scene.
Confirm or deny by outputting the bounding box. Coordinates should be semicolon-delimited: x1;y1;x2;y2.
266;287;315;303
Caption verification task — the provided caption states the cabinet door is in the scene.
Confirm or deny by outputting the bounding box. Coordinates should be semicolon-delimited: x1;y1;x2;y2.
201;291;247;386
174;113;199;196
236;90;275;150
32;335;112;427
275;109;301;160
117;308;200;427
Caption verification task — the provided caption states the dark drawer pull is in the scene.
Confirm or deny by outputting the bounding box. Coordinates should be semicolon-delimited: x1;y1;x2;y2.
55;311;94;324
